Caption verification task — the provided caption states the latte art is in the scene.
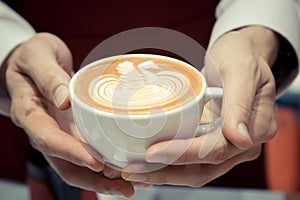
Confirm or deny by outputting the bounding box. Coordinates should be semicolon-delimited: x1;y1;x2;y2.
74;55;202;114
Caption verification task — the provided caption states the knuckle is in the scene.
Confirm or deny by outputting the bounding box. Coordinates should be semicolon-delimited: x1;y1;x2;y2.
16;43;32;67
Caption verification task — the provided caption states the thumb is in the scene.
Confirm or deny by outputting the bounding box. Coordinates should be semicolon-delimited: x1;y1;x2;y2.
15;33;73;109
221;68;254;150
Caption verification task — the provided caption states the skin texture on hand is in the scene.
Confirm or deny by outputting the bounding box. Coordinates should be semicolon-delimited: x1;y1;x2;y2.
4;32;134;197
121;26;279;187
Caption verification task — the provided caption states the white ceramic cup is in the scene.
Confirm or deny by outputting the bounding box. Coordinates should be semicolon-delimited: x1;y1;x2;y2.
69;54;223;169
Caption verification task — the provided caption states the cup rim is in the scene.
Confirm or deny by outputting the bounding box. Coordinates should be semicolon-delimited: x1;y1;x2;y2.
69;53;207;119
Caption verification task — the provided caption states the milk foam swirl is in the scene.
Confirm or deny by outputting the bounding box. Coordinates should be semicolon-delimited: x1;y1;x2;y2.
89;60;193;113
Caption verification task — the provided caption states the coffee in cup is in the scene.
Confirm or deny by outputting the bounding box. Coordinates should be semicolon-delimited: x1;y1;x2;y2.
73;54;202;114
70;54;222;169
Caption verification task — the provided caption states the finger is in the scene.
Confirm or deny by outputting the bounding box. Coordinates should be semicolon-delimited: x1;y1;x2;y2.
132;182;153;188
123;145;261;186
8;73;103;172
216;62;258;150
45;156;134;198
25;111;104;172
14;33;73;109
248;80;277;143
144;127;242;165
102;166;152;188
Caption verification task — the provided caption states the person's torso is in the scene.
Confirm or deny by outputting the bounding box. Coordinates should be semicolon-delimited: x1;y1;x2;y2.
7;0;219;67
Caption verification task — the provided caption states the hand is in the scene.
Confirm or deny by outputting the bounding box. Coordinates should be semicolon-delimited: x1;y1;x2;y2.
121;26;279;186
46;102;134;196
4;32;134;197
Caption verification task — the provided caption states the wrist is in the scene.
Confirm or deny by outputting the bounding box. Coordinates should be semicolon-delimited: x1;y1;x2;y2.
238;25;280;66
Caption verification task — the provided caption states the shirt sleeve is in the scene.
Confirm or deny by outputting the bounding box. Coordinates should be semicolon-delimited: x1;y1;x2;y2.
208;0;300;97
0;1;36;116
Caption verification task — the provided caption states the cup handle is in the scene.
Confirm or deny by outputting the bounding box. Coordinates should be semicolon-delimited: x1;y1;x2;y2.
195;87;223;136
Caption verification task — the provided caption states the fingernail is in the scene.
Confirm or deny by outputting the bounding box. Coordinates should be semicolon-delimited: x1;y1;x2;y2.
122;172;146;182
104;170;120;179
82;162;102;172
238;123;249;138
54;85;69;108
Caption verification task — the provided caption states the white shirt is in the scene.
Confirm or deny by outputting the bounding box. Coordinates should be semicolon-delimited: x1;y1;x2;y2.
0;0;300;117
209;0;300;98
0;1;35;116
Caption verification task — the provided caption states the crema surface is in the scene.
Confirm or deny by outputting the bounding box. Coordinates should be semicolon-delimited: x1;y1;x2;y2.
74;55;203;114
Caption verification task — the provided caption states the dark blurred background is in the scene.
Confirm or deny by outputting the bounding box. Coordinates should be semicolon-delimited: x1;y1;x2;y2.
1;0;299;198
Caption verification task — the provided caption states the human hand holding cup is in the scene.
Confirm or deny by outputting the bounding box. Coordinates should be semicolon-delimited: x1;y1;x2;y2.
69;54;223;172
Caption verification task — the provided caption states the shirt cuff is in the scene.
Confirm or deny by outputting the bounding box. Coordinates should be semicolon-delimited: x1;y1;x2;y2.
0;2;36;116
208;0;300;98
